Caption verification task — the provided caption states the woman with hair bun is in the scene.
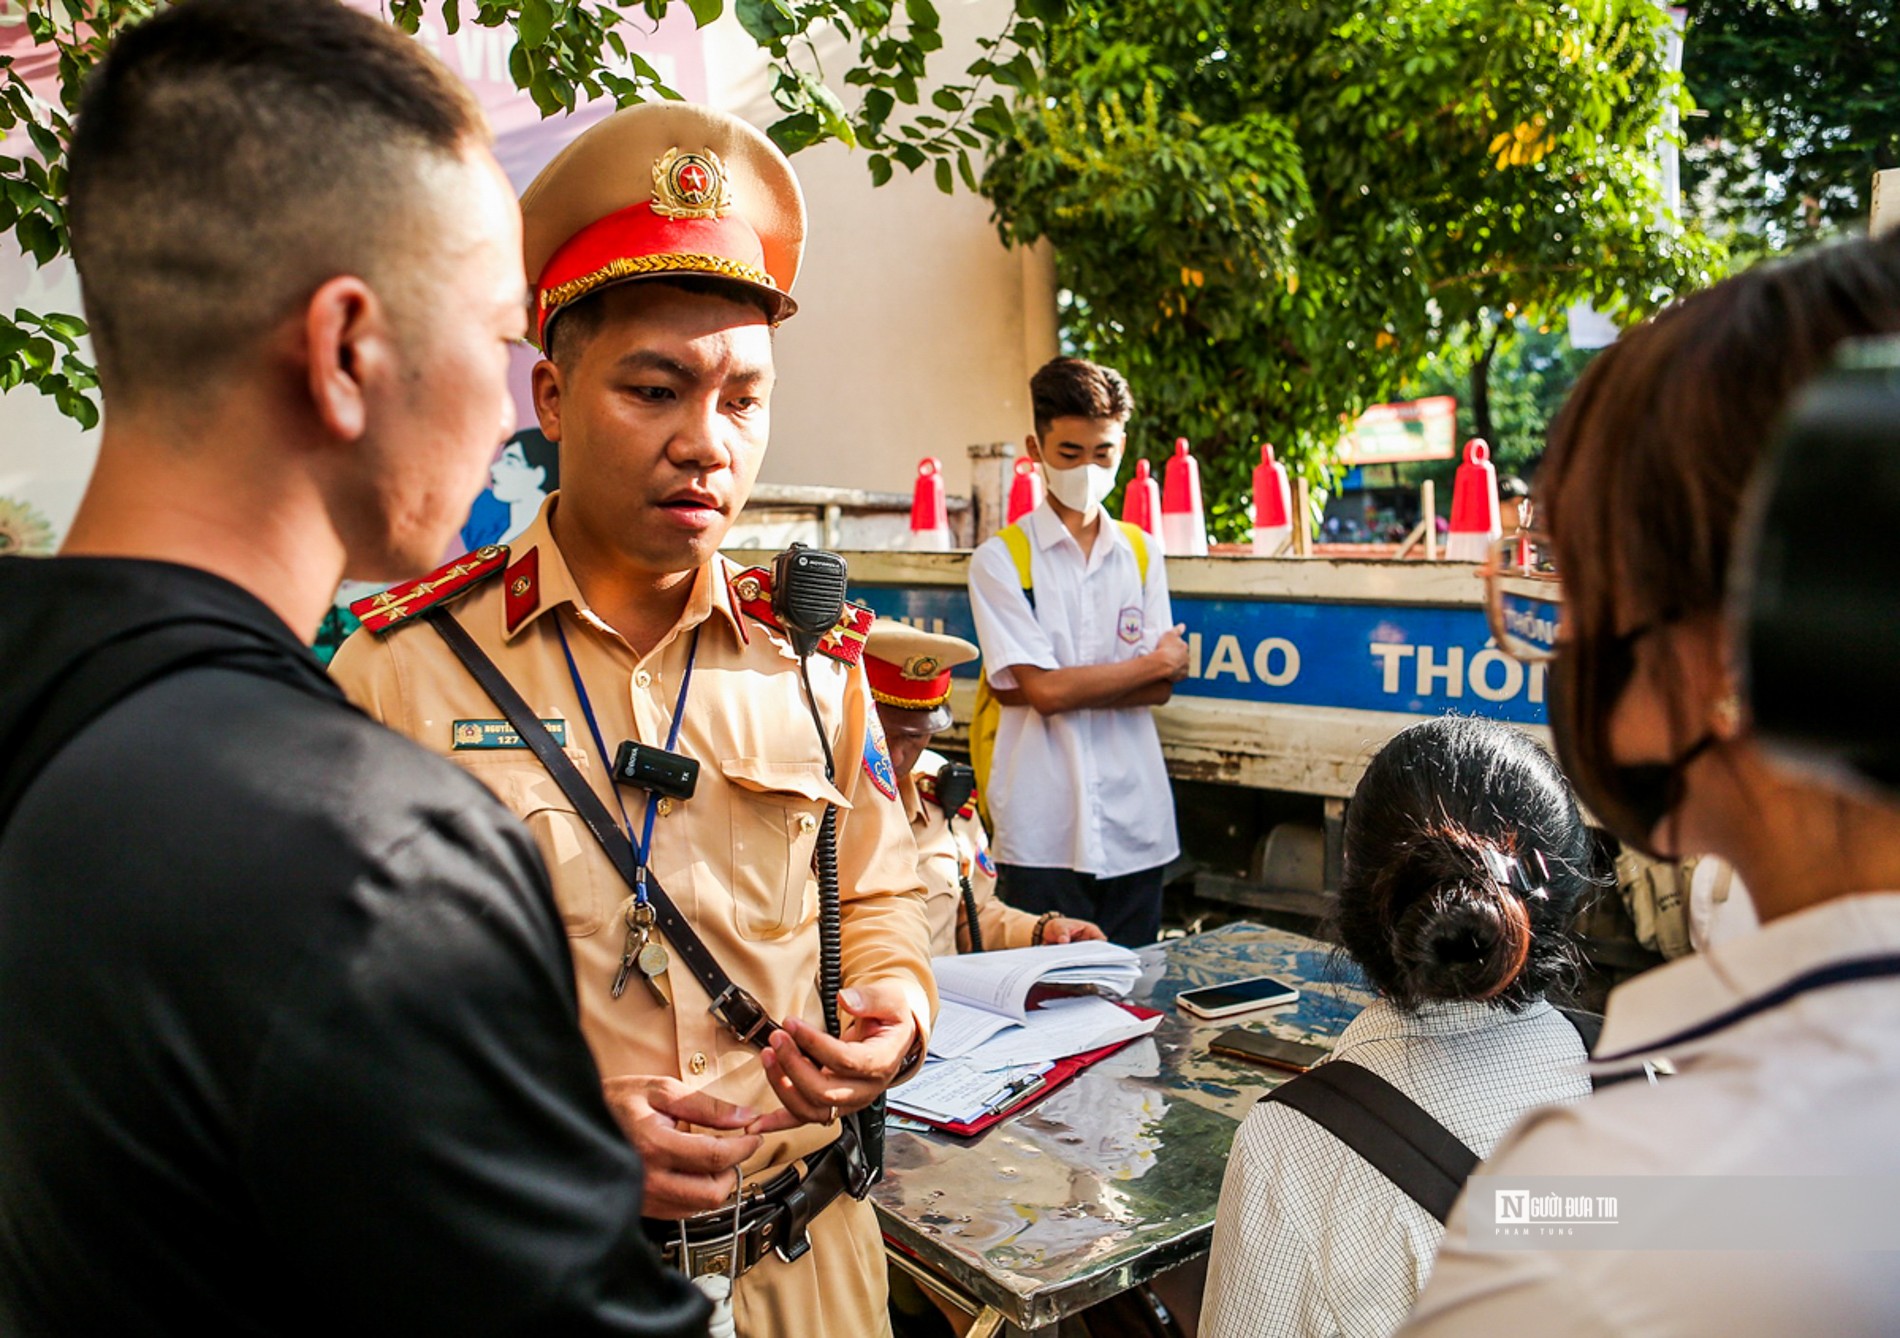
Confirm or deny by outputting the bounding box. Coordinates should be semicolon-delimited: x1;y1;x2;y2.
1202;715;1593;1338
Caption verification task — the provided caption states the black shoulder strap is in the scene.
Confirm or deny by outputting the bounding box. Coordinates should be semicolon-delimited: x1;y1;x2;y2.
1556;1005;1647;1091
1263;1061;1479;1225
1558;1006;1602;1054
423;607;779;1049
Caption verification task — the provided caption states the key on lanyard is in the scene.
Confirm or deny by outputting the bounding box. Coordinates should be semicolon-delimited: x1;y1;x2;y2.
559;619;697;1008
612;895;672;1005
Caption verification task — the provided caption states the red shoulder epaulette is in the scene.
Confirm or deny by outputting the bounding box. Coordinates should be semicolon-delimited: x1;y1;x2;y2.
914;771;977;820
728;566;873;667
349;545;508;635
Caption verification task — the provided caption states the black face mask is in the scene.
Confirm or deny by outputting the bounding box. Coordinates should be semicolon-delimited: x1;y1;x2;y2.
1547;624;1713;860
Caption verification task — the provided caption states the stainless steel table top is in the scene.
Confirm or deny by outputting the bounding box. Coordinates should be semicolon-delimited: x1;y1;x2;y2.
873;922;1376;1330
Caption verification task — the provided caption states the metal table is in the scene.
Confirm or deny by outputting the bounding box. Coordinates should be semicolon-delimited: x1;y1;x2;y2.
874;922;1375;1335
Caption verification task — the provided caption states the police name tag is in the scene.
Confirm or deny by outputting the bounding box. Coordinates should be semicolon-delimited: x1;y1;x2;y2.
452;719;566;750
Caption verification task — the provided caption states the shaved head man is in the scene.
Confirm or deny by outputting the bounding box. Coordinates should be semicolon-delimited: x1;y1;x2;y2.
0;2;706;1332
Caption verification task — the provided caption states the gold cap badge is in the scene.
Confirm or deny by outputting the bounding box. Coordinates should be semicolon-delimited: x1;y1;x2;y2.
651;146;733;220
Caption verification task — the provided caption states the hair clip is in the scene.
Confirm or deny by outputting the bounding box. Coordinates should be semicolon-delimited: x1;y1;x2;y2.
1481;846;1551;900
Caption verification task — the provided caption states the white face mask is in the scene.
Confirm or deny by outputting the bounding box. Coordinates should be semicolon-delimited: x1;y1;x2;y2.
1042;460;1118;516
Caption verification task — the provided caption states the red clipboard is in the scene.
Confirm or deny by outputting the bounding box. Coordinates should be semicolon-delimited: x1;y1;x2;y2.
908;1002;1163;1138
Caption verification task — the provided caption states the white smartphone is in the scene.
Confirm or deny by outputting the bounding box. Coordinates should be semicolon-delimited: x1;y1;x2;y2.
1176;975;1301;1019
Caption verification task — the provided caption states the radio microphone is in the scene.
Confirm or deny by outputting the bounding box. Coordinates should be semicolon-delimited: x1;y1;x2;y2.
935;761;977;819
772;544;850;659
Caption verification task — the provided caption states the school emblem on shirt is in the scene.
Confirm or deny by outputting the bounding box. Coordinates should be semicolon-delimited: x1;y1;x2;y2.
862;704;898;800
1118;605;1144;644
976;845;996;877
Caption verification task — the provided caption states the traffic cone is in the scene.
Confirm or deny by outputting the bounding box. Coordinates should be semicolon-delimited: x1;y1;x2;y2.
1006;455;1043;524
908;457;952;550
1445;438;1500;562
1252;443;1292;557
1161;438;1208;557
1121;458;1162;540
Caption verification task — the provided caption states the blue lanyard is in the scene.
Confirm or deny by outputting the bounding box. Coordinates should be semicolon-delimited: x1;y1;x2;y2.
555;616;699;906
1592;953;1900;1065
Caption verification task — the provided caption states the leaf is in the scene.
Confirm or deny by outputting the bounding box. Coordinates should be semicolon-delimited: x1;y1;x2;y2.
518;0;553;49
686;0;723;27
735;0;797;46
442;0;461;34
934;157;953;194
868;152;893;187
931;86;962;113
863;87;895;125
15;213;55;266
767;111;824;155
905;0;940;28
957;147;977;191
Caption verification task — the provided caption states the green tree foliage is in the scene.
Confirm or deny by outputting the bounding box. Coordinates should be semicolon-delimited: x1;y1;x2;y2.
980;0;1724;537
1681;0;1900;253
0;0;1047;424
1399;319;1598;505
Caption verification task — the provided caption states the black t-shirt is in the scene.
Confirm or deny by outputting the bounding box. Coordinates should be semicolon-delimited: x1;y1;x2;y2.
0;558;707;1336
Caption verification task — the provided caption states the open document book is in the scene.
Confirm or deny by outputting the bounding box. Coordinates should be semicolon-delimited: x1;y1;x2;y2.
891;943;1160;1131
928;941;1149;1060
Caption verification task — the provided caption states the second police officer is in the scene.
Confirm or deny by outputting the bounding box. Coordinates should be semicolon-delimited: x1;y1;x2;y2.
331;103;934;1336
861;618;1105;955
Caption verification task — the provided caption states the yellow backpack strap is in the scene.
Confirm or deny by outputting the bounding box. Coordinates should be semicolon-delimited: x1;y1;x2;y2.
1117;521;1151;585
1000;522;1034;595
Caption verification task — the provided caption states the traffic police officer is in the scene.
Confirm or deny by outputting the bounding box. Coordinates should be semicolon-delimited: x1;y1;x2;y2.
864;620;1105;955
331;104;933;1337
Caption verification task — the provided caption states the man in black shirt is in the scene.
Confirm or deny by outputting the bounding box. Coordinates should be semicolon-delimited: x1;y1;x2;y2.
0;2;712;1332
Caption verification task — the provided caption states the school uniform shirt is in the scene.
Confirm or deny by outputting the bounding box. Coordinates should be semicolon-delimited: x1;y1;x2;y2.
1402;892;1900;1338
331;496;935;1338
1202;998;1590;1338
906;748;1041;955
967;501;1179;877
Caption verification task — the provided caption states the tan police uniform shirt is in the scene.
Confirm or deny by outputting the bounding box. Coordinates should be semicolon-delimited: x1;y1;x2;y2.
330;499;934;1336
908;748;1040;956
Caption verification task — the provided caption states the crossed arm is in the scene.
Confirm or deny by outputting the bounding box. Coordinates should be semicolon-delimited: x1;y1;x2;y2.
995;623;1190;715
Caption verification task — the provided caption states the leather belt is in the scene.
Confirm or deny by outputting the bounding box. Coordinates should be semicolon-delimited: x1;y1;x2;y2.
647;1121;864;1279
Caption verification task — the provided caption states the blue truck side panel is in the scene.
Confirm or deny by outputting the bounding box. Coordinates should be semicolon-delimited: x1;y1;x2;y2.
854;585;1547;726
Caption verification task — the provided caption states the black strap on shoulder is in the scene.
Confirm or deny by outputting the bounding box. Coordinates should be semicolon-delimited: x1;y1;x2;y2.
1558;1005;1603;1053
423;607;780;1050
1263;1061;1479;1226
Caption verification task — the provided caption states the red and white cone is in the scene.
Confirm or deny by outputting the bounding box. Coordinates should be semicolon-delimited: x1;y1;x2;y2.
1252;443;1293;556
1161;438;1208;557
908;457;952;550
1006;455;1043;524
1445;438;1500;563
1121;458;1162;541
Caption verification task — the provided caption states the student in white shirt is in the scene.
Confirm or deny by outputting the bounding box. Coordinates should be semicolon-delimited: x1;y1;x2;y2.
1202;717;1592;1338
1403;234;1900;1336
967;357;1189;945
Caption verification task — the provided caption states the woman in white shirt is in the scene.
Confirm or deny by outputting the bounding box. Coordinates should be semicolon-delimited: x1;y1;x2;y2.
1202;716;1593;1338
1402;231;1900;1338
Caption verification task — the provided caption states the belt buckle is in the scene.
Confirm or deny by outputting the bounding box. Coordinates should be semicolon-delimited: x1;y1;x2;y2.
680;1228;743;1283
708;983;777;1046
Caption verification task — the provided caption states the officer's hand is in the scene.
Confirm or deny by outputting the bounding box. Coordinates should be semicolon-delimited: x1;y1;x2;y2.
600;1074;762;1219
1042;916;1107;944
1152;624;1190;681
749;983;919;1133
